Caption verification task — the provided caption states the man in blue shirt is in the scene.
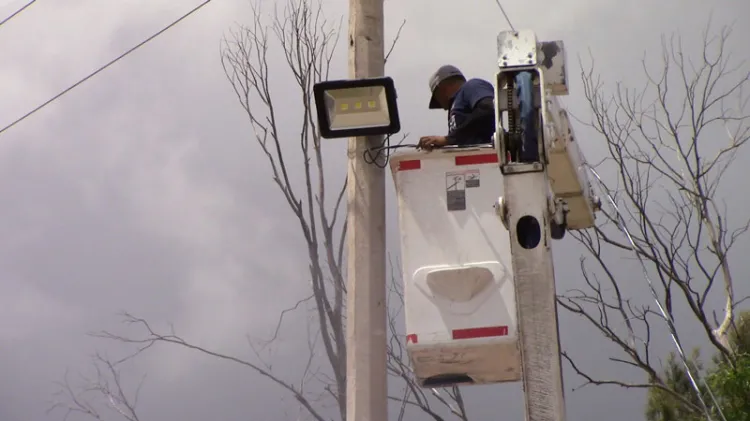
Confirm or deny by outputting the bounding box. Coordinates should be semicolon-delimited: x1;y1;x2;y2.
419;65;496;150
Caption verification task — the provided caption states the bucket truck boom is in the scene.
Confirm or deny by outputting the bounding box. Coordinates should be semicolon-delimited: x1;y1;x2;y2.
493;30;600;421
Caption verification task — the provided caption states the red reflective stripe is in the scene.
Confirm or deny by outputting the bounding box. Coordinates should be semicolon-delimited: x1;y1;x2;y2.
398;160;421;171
452;326;508;340
406;334;418;344
455;153;498;166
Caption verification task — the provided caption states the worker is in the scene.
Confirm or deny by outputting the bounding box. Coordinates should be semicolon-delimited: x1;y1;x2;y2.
418;65;496;150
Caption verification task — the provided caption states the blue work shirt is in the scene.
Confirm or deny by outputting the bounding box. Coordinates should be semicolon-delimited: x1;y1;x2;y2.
448;78;495;145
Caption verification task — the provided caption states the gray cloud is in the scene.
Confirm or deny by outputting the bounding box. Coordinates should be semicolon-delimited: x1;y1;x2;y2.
0;0;748;420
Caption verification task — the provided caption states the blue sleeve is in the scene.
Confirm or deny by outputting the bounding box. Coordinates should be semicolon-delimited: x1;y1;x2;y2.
462;78;495;109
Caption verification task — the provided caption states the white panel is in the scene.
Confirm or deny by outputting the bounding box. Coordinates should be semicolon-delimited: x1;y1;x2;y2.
538;40;569;96
497;29;538;68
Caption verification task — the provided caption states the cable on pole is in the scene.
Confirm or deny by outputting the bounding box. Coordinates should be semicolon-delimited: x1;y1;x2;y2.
363;135;417;169
587;165;727;421
0;0;36;28
0;0;214;136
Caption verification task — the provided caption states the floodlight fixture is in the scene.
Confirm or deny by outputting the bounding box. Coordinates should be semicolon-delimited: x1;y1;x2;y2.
313;76;401;139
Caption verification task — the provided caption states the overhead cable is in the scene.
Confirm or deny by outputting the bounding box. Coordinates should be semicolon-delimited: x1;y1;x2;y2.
0;0;215;136
0;0;36;28
587;165;726;421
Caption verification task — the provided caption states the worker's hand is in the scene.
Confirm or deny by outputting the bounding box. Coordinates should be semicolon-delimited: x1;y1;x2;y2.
418;135;448;151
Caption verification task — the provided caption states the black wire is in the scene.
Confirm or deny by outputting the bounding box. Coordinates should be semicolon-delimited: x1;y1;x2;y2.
0;0;36;28
0;0;214;136
363;135;390;168
493;0;516;32
363;135;419;169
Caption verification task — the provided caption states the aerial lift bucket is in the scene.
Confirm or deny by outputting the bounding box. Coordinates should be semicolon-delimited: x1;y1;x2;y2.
389;145;521;387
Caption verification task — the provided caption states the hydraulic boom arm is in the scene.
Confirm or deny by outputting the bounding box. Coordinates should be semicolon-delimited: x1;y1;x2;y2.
491;30;600;421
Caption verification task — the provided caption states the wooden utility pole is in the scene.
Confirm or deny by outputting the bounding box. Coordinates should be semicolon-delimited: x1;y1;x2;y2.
345;0;387;420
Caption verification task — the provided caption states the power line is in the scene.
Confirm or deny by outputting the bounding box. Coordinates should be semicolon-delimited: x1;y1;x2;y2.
493;0;515;32
0;0;36;28
0;0;214;136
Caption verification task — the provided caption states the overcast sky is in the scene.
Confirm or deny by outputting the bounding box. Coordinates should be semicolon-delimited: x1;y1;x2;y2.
0;0;748;420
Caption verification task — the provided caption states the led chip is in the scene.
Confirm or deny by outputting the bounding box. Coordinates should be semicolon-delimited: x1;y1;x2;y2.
341;103;349;111
367;100;376;109
354;102;362;109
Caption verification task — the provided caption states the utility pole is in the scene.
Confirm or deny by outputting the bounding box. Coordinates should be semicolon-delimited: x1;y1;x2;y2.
345;0;387;420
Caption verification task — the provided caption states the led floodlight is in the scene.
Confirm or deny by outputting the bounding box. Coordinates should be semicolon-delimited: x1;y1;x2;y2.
313;76;401;139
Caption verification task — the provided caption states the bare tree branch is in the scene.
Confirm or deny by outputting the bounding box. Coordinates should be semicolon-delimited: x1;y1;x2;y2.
385;19;406;64
561;20;749;417
48;354;143;421
93;313;329;421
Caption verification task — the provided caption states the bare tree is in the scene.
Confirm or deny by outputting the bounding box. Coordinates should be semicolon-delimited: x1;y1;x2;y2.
558;20;750;416
59;8;750;421
52;1;469;420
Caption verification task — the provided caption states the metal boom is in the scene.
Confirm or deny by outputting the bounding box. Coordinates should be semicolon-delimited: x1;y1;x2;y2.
493;30;600;421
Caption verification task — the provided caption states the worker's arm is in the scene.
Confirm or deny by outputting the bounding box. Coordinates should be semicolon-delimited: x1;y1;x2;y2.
445;97;495;145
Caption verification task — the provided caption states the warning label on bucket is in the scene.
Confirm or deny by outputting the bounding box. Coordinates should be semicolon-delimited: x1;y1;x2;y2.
465;170;480;188
445;172;466;211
